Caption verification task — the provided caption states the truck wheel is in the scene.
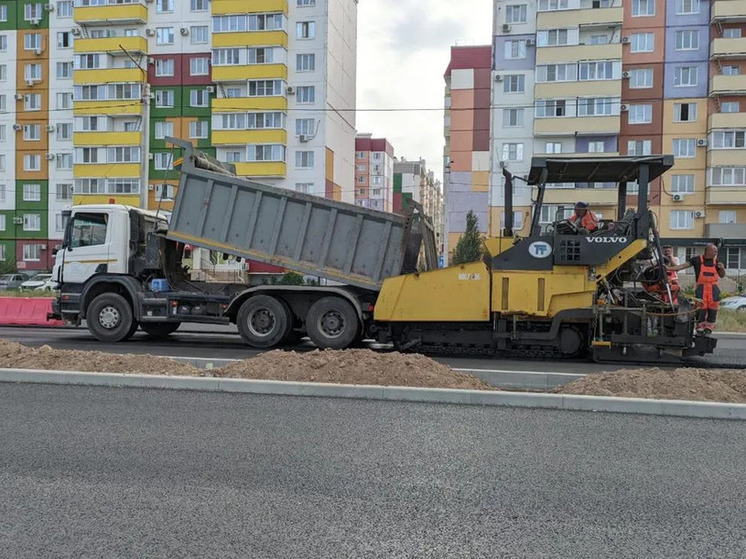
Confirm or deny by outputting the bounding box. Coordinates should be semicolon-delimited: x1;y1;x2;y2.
86;293;135;343
306;297;359;350
140;322;181;339
237;295;291;349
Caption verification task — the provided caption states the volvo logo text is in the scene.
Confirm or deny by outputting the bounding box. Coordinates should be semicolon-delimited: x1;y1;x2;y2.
584;237;628;243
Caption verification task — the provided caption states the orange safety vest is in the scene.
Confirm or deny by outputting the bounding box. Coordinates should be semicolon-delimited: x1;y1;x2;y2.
570;212;598;231
696;256;720;310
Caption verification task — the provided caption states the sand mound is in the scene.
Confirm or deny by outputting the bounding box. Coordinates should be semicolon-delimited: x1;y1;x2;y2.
554;367;746;403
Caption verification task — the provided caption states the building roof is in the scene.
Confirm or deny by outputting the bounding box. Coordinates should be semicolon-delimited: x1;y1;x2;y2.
444;45;492;78
355;136;395;156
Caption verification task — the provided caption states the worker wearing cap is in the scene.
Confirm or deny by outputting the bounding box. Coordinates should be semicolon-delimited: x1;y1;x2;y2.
569;202;599;234
667;243;726;334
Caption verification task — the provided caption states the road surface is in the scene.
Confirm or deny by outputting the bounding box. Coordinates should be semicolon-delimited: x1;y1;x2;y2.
1;383;745;558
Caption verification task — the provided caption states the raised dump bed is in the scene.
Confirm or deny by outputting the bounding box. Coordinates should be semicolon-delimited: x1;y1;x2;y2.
166;138;434;291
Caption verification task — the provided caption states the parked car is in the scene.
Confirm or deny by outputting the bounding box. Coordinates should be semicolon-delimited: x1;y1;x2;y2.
20;273;57;291
721;296;746;311
0;274;30;290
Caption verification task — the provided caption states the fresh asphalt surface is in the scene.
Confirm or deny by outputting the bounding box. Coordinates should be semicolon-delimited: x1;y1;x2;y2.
1;383;745;558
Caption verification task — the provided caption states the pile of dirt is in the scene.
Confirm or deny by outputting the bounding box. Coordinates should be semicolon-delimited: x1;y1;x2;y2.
216;348;495;390
0;339;199;376
554;367;746;403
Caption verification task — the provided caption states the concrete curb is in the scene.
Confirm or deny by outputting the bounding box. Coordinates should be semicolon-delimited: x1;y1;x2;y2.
0;368;745;420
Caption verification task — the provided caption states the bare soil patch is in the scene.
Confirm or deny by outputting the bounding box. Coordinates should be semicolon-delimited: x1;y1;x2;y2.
554;367;746;403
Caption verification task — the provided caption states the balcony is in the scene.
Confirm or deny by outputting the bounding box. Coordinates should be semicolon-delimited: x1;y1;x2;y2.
534;80;620;99
709;112;746;129
74;100;143;116
212;129;287;145
706;223;746;237
711;37;746;59
543;186;618;205
234;161;286;178
708;150;746;167
212;31;288;49
212;63;288;82
710;75;746;95
74;68;145;85
212;0;288;14
73;163;141;178
536;43;621;64
74;2;148;25
74;36;148;55
711;0;746;23
706;187;746;205
534;115;620;136
536;7;622;28
212;96;288;112
73;131;141;146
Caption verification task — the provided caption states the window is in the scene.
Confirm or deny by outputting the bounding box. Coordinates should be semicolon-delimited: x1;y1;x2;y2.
500;212;524;231
155;90;174;108
154;152;173;170
540;205;575;224
537;29;570;47
295;182;313;194
156;28;174;45
70;213;108;248
189;89;210;107
76;54;100;70
0;95;6;112
675;30;699;50
24;34;41;51
672;138;696;158
25;64;42;82
578;97;614;116
670;210;693;230
630;33;654;53
579;61;616;81
57;32;72;49
248;14;284;31
628;104;652;124
190;58;210;76
156;0;173;12
212;15;248;32
0;5;6;21
57;1;73;17
632;0;655;16
297;21;315;39
0;214;4;231
676;0;699;14
155;59;174;77
191;0;208;10
57;92;73;110
504;40;527;60
23;124;41;141
25;3;43;21
55;214;68;232
545;142;562;154
57;153;73;170
535;99;567;117
719;211;737;224
671;175;694;193
296;118;314;135
23;184;41;202
77;147;99;163
154;121;174;140
712;130;746;149
588;141;606;153
298;0;316;5
674;103;697;122
23;214;41;232
74;178;103;195
536;64;576;82
224;151;243;163
247;145;284;161
501;143;524;161
213;48;241;66
0;65;5;81
108;179;140;194
250;112;285;129
628;140;652;155
248;80;282;96
590;35;609;45
57;123;72;140
297;86;316;103
538;0;569;10
674;66;698;87
503;108;523;127
23;245;41;261
505;4;527;23
0;36;6;51
297;53;315;71
722;65;740;76
629;68;653;89
723;28;742;39
248;47;274;64
77;117;103;132
295;151;315;168
107;147;140;163
503;75;525;93
722;102;740;113
191;26;209;44
0;125;5;142
189;121;208;139
56;62;73;79
24;155;41;171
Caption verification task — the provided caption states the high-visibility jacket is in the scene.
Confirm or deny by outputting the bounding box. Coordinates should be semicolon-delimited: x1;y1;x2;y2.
695;256;721;311
569;211;598;231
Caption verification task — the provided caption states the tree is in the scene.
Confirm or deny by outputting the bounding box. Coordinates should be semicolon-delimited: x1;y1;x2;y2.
451;210;483;265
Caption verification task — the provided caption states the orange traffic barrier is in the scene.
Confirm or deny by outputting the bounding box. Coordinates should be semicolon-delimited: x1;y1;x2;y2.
0;297;65;327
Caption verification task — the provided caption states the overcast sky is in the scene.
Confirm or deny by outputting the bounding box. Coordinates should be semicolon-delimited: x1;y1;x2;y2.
356;0;493;184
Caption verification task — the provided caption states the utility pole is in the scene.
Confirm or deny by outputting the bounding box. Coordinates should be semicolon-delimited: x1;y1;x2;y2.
119;45;149;209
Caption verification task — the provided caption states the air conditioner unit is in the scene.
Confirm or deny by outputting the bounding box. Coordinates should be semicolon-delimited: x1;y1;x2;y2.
30;18;40;26
25;79;35;87
672;193;684;202
34;48;42;56
206;85;215;93
696;138;708;147
693;210;705;218
148;57;155;65
299;134;309;142
148;184;155;191
12;124;22;131
526;39;534;46
622;71;630;78
39;244;47;250
45;124;55;132
180;28;189;36
620;104;629;111
145;28;155;37
148;153;154;160
45;153;55;161
286;86;295;94
12;217;23;225
621;36;630;43
71;27;81;36
494;74;503;81
14;94;23;101
45;3;54;11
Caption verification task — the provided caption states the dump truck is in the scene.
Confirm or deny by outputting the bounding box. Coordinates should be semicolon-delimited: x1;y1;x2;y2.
50;139;716;363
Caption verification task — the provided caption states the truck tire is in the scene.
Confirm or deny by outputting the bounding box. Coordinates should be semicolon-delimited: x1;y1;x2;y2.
237;295;292;348
306;297;359;350
86;293;135;343
140;322;181;339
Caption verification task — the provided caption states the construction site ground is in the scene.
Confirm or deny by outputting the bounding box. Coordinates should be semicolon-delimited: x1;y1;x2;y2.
1;339;745;404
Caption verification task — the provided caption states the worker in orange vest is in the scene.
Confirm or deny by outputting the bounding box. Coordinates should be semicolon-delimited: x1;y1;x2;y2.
569;202;599;234
667;243;726;334
662;245;680;305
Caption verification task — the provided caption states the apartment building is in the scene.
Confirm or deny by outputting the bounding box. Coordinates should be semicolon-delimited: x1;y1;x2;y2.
443;45;492;258
0;0;357;271
491;0;746;270
393;158;445;258
354;134;394;212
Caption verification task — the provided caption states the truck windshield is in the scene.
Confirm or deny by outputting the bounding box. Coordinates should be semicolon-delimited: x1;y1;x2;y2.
69;213;108;248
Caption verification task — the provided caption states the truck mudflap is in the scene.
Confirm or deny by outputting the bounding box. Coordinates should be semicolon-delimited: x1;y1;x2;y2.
47;298;61;321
